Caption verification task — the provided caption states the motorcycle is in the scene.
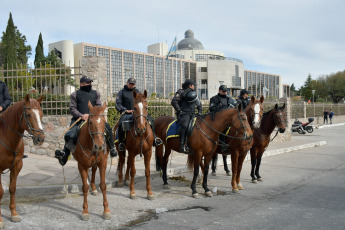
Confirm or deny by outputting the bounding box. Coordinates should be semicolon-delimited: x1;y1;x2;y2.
291;118;314;134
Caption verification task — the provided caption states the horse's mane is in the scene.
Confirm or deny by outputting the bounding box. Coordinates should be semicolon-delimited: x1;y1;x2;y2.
134;93;146;102
0;100;25;132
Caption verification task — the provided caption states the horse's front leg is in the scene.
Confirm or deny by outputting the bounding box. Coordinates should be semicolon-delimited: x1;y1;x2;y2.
144;149;154;200
0;175;4;228
230;151;239;193
117;148;125;187
211;153;218;176
78;164;90;221
250;149;258;183
128;153;137;199
9;160;23;222
90;166;98;195
236;150;248;190
190;154;202;198
98;159;111;220
222;154;231;176
202;156;213;197
124;153;130;186
255;156;263;181
162;147;172;189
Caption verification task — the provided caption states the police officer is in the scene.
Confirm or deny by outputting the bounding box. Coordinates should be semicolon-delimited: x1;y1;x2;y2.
209;85;237;152
0;80;12;113
237;89;250;110
171;79;202;154
55;76;117;166
116;78;162;151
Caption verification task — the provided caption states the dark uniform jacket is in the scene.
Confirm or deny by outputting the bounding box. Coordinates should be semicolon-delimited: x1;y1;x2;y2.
237;96;250;110
70;88;101;119
115;85;140;113
171;88;202;114
209;94;237;112
0;81;12;111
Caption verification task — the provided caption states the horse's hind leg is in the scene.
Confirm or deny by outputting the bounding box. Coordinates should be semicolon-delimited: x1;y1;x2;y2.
255;156;263;181
250;149;258;183
211;154;218;176
124;154;130;186
128;153;137;199
99;160;111;220
9;160;23;222
202;156;213;197
144;149;154;200
78;164;90;221
162;147;172;188
0;175;4;228
222;155;231;176
90;166;98;195
230;152;239;193
236;151;248;190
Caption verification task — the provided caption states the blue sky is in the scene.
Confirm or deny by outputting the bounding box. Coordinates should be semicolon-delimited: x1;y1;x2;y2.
1;0;344;88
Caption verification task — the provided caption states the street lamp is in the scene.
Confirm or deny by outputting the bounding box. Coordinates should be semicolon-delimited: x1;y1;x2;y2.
312;90;316;117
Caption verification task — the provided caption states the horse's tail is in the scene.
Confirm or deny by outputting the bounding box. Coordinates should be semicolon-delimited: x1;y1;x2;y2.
187;155;194;170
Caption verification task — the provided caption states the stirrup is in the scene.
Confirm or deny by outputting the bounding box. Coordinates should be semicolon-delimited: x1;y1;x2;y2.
154;138;163;146
110;148;118;158
118;143;126;151
54;149;65;160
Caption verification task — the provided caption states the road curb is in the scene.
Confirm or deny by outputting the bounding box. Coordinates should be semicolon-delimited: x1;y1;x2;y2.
3;141;327;196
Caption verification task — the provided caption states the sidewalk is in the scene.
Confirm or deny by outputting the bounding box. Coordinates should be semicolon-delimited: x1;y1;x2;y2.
2;127;329;196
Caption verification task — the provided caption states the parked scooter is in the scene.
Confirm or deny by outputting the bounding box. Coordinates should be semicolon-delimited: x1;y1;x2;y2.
291;118;314;134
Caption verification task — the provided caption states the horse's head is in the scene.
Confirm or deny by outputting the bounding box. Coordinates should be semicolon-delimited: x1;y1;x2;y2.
133;90;149;134
246;95;264;129
232;103;253;140
87;101;107;152
273;103;286;133
22;94;45;145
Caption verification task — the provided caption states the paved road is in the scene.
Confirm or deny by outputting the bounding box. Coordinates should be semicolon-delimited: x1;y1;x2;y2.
1;125;344;229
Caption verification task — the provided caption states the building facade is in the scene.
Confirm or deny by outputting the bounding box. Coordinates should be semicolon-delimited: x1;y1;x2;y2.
49;41;196;98
244;70;282;98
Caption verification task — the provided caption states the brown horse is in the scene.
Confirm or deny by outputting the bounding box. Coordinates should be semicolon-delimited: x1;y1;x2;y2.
72;101;110;221
250;103;286;183
210;95;264;193
0;94;45;228
115;90;155;200
155;104;252;197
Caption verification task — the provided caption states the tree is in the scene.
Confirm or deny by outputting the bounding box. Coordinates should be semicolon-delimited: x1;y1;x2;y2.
1;13;17;69
300;74;313;102
0;12;31;68
326;70;345;103
34;33;44;67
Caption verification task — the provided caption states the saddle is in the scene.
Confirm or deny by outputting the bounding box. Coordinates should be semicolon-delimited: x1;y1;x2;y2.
166;116;197;141
64;121;86;151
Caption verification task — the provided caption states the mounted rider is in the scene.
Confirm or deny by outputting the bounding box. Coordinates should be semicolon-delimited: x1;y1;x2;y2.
171;79;202;154
237;89;250;110
55;76;117;166
209;85;237;152
115;77;162;152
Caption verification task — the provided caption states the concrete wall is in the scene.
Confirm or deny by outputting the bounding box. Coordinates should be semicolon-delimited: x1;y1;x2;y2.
24;56;107;156
290;115;345;126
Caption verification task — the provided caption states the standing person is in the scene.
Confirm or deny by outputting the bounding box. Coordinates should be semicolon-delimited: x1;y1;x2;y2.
329;109;334;124
115;77;162;151
237;89;250;110
0;80;12;113
323;109;329;124
209;85;237;152
171;79;202;154
55;76;117;166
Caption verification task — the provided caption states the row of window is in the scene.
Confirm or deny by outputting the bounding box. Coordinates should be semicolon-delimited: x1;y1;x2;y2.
244;71;280;97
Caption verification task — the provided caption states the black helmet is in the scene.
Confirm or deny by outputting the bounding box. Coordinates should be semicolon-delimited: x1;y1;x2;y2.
240;89;249;96
185;90;198;103
182;79;195;89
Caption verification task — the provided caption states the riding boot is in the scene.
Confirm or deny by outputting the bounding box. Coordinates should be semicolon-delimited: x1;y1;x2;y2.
105;123;118;157
54;145;71;166
149;116;163;146
179;131;189;154
220;135;228;152
118;128;126;152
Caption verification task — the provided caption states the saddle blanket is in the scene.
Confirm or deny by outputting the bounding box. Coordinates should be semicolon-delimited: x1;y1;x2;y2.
114;128;126;143
166;118;197;141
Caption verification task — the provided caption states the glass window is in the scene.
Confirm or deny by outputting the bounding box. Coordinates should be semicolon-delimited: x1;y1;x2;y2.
111;50;122;95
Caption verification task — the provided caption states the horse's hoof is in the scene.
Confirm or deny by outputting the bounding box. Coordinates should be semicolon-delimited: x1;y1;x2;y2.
192;193;199;199
124;180;130;186
117;181;124;187
232;189;240;193
102;212;111;220
205;191;213;197
147;194;155;200
163;184;170;189
257;178;263;181
81;213;90;221
226;172;231;176
11;215;21;222
130;193;137;199
237;184;245;190
211;172;216;176
252;179;258;183
91;190;98;196
0;222;4;229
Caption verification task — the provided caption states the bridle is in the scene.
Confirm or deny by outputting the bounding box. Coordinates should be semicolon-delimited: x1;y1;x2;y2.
268;109;286;143
77;114;106;167
0;103;45;174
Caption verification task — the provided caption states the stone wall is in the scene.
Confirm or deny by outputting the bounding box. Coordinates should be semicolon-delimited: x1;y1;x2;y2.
290;115;345;126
